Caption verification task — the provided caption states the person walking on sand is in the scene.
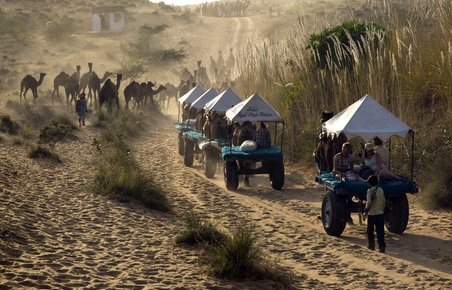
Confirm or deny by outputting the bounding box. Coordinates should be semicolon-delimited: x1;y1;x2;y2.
364;175;386;253
75;92;88;127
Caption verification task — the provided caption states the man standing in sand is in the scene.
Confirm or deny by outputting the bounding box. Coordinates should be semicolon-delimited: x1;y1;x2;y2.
75;93;88;127
364;175;386;253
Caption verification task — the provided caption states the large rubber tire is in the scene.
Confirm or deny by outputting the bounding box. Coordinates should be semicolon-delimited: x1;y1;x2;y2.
184;140;194;167
385;194;409;234
203;149;217;179
178;132;184;156
224;161;239;190
269;161;285;190
321;191;347;236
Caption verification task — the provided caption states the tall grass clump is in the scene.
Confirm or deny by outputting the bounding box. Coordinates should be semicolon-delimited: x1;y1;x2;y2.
175;214;227;245
208;224;293;285
234;0;451;208
94;146;171;212
176;216;293;286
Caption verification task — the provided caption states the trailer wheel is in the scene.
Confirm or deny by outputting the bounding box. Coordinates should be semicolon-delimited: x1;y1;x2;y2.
184;140;194;167
178;132;184;156
385;193;409;234
203;148;217;179
224;161;238;190
321;191;347;236
270;160;284;190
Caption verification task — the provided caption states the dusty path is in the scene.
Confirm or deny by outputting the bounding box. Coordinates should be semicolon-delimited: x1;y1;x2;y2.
0;110;450;288
132;115;452;289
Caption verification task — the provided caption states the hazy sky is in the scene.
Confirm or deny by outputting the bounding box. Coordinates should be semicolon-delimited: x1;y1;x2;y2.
149;0;218;6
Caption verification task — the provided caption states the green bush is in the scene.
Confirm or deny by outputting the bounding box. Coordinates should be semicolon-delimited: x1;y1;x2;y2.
307;20;384;69
39;117;77;143
175;214;227;246
94;147;171;212
29;145;61;162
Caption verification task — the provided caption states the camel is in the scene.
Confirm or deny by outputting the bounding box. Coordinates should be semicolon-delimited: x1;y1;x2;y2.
64;75;79;111
80;62;93;93
99;73;122;113
158;82;182;111
19;73;46;102
203;111;227;140
124;80;147;111
64;65;81;110
51;71;69;104
143;83;167;110
88;71;112;107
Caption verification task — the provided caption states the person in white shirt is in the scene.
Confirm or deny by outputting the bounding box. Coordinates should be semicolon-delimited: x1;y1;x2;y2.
364;175;386;252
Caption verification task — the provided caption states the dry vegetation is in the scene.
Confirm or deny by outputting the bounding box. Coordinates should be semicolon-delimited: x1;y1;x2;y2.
234;0;452;209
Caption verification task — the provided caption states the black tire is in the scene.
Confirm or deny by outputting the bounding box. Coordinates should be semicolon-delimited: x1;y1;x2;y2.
224;161;239;190
321;191;347;236
184;140;194;167
203;148;217;179
270;161;284;190
178;132;184;156
385;193;409;234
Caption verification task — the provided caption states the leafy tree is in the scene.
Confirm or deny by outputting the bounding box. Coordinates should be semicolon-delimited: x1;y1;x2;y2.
307;20;384;69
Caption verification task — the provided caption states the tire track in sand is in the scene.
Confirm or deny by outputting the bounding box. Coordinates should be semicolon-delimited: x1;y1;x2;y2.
133;117;452;289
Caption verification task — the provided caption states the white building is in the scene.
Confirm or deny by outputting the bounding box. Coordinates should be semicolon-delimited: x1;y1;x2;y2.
92;6;126;33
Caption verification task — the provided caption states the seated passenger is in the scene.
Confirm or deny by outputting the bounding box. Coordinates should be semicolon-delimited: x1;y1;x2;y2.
254;121;271;148
333;142;359;181
361;143;401;181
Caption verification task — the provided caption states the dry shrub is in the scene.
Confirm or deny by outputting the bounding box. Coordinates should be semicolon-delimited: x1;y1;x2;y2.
175;214;227;246
39;117;77;143
94;146;171;212
0;115;20;135
29;145;61;163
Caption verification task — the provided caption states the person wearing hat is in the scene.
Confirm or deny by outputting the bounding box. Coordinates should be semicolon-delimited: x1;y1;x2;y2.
361;142;402;181
75;92;88;127
254;121;271;148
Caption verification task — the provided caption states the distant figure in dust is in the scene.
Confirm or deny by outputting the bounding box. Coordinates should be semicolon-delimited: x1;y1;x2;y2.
216;50;225;70
226;47;235;72
75;93;88;126
208;56;217;84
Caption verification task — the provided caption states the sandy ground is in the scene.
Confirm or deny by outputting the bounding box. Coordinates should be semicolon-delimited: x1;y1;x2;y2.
0;103;451;288
0;1;451;288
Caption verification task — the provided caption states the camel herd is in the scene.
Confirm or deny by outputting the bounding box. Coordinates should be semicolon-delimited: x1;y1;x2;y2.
18;63;175;113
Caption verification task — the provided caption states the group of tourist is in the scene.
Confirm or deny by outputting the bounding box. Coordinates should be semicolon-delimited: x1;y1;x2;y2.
332;137;403;183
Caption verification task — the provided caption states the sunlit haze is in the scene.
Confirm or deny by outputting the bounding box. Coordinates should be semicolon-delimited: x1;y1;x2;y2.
149;0;218;6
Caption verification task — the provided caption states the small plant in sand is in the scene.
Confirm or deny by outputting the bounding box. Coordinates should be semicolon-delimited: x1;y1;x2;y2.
29;145;61;163
39;116;77;143
0;115;20;135
99;112;144;144
207;225;287;281
175;214;227;246
176;216;293;286
94;146;171;213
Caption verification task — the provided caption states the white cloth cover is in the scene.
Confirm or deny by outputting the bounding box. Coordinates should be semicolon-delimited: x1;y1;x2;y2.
240;140;257;152
322;95;411;141
225;93;283;122
204;88;242;113
190;87;218;109
178;84;205;104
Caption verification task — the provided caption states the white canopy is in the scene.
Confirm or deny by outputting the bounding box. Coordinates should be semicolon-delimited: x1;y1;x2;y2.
322;95;411;141
204;88;242;113
178;84;205;104
190;87;218;109
225;93;283;122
